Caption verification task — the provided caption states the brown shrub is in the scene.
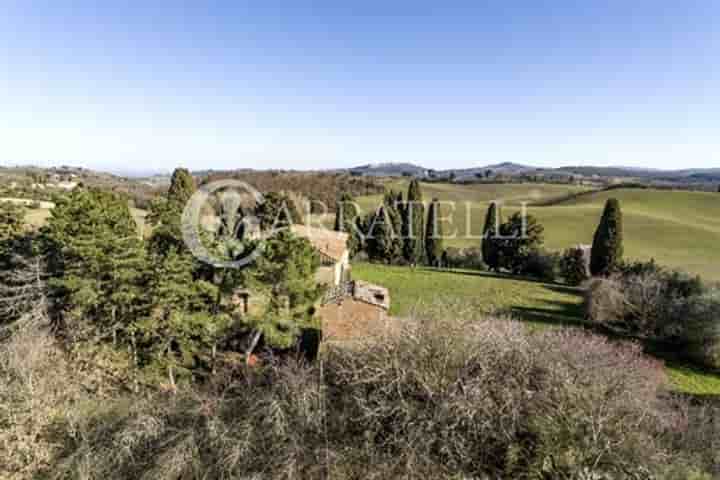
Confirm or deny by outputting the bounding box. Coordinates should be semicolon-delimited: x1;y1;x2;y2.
49;316;690;479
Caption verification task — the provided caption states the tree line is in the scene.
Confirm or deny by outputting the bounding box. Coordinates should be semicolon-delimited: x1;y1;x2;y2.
333;178;625;285
333;180;449;267
0;168;324;388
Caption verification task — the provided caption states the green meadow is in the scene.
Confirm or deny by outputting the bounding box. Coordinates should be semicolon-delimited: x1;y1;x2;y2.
357;182;720;281
352;263;720;396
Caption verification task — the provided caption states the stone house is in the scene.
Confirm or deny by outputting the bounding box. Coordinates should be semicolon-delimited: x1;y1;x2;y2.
291;224;350;286
232;224;391;341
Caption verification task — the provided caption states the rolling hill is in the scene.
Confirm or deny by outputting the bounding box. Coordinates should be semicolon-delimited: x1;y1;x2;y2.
356;182;720;281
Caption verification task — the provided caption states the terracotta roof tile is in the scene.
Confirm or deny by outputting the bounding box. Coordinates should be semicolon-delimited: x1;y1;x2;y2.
291;224;349;261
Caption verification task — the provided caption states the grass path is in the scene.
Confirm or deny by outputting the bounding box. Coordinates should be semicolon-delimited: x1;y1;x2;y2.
352;263;720;397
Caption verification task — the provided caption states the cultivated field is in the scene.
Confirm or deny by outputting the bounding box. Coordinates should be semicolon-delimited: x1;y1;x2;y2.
352;263;720;396
357;182;720;281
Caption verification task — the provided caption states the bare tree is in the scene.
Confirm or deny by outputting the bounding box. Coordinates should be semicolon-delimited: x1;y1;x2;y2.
0;253;50;336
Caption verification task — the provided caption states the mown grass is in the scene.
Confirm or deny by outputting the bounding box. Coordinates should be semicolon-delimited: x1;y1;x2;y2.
356;183;720;280
352;263;720;396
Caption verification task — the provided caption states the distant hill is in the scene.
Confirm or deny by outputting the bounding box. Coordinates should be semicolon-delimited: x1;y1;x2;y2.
341;162;720;187
347;163;429;177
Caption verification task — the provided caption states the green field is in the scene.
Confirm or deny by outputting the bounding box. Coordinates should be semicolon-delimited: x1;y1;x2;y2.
352;263;720;396
20;205;149;237
357;182;720;281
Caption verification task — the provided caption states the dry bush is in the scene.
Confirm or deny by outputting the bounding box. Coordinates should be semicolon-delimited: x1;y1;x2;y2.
0;326;85;480
585;270;720;369
48;315;692;479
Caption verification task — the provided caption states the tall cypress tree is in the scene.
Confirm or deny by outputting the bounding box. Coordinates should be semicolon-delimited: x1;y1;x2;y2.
365;205;393;263
334;193;361;257
403;179;425;266
148;167;198;256
481;202;501;271
590;198;624;276
382;190;404;263
425;198;444;267
167;168;197;205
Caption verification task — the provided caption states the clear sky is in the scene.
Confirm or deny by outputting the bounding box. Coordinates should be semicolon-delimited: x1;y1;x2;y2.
1;1;718;173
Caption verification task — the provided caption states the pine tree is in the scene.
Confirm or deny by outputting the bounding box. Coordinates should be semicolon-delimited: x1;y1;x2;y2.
481;202;501;271
255;192;300;231
425;198;444;267
133;248;221;386
0;202;25;249
590;198;624;276
246;230;322;353
403;180;425;266
0;202;25;261
44;189;147;342
167;167;197;205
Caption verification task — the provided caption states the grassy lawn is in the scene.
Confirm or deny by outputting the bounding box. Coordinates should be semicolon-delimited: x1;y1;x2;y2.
352;262;720;396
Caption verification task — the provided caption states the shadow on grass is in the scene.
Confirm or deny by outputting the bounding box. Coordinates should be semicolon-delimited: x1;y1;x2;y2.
419;267;579;288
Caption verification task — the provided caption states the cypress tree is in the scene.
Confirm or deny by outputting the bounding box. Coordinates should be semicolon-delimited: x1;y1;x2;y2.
403;180;425;266
167;168;197;205
590;198;624;276
481;202;501;271
365;205;393;263
334;193;361;257
425;198;444;267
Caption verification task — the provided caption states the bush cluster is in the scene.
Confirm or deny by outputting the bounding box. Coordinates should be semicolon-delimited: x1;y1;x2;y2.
584;260;720;369
443;246;486;270
30;316;717;479
512;249;559;282
560;246;591;285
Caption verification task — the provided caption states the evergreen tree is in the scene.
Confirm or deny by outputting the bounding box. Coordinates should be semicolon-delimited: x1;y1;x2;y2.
383;190;404;262
44;189;147;342
246;230;322;355
167;167;197;205
403;180;425;266
148;168;197;256
365;205;393;263
425;198;444;267
255;191;300;231
334;193;361;257
481;202;501;271
0;202;25;245
590;198;624;276
133;248;222;386
498;212;545;274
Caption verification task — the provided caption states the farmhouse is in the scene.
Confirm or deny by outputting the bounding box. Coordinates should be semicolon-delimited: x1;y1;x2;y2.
232;223;391;339
291;224;350;286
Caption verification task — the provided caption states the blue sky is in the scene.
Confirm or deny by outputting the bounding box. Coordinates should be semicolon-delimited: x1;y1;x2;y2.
1;1;718;173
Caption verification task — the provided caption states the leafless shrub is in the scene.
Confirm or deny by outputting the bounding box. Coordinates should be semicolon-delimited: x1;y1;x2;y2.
46;314;692;479
585;270;720;369
0;325;84;480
